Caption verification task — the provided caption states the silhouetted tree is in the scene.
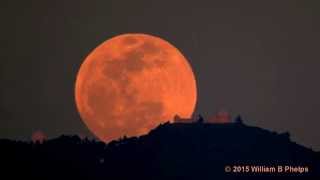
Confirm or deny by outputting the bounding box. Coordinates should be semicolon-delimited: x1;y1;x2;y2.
279;132;290;140
197;114;204;123
234;115;243;124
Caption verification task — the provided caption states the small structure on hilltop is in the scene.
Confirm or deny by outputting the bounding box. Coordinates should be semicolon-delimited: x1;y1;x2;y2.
173;112;245;125
31;130;47;143
173;114;205;124
173;115;194;123
207;110;231;124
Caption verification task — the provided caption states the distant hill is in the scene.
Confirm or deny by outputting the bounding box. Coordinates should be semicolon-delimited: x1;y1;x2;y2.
1;121;319;179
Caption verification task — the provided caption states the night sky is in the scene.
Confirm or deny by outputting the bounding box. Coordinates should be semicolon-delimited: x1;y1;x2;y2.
1;1;320;150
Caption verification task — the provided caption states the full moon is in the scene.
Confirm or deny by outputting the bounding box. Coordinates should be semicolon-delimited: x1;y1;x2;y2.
75;34;197;142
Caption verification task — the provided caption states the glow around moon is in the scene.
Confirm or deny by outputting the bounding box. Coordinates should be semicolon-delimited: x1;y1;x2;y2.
75;34;197;142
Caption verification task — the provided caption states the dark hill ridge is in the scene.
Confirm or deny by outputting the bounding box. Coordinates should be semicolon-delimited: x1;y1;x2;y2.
1;121;319;179
143;122;314;160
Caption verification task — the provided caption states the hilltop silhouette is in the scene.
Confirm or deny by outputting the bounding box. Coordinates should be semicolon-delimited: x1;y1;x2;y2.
1;118;319;179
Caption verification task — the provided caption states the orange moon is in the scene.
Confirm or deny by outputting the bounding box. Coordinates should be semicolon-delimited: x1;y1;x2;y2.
75;33;197;142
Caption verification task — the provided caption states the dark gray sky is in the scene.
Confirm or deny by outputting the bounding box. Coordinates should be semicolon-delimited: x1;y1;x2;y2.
1;0;320;150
